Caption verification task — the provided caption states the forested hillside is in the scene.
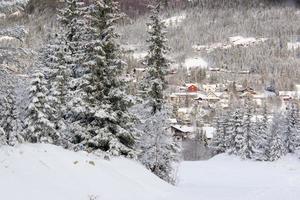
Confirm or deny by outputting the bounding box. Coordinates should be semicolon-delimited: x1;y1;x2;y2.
1;0;300;200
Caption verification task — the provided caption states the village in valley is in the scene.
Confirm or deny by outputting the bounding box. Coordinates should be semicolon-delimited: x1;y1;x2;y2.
123;33;300;160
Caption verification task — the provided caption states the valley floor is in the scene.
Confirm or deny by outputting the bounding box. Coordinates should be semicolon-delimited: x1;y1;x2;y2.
1;144;300;200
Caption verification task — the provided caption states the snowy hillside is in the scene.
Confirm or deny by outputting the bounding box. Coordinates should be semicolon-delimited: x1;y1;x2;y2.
0;144;174;200
2;144;300;200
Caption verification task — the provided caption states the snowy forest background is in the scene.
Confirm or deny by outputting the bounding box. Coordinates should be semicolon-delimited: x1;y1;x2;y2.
1;0;300;185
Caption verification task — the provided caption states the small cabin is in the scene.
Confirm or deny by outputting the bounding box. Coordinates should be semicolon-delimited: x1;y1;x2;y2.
186;84;198;93
171;125;195;141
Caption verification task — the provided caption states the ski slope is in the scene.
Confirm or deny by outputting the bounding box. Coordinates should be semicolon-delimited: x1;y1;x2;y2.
1;144;300;200
173;154;300;200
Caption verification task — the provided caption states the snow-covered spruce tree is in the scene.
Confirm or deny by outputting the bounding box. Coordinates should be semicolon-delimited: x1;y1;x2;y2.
283;101;300;153
132;104;180;184
24;72;60;144
57;0;90;125
0;127;7;146
241;99;260;159
132;1;181;184
268;113;286;161
68;0;137;157
255;102;270;161
0;90;22;146
58;0;87;67
46;35;71;147
140;0;169;114
210;111;230;154
227;107;244;156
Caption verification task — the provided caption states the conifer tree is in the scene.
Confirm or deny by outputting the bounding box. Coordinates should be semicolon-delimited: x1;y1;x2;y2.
69;0;137;157
132;104;180;184
0;127;7;146
58;0;86;66
227;108;244;155
242;100;259;159
210;112;230;154
57;0;90;124
283;101;300;153
141;0;170;114
0;90;22;146
25;72;60;144
132;0;181;184
268;113;286;161
255;102;270;160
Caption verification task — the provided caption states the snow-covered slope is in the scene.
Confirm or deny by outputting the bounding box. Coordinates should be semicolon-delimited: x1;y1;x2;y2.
2;145;300;200
173;154;300;200
0;144;173;200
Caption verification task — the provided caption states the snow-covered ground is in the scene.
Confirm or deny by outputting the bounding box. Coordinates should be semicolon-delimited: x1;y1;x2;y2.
184;57;208;72
0;144;174;200
2;144;300;200
193;36;268;53
173;154;300;200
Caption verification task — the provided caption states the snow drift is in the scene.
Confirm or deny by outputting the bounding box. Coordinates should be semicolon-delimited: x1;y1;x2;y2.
0;144;173;200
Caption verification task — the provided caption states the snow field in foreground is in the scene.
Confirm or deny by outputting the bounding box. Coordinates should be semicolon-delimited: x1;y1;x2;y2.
1;144;300;200
174;154;300;200
0;144;173;200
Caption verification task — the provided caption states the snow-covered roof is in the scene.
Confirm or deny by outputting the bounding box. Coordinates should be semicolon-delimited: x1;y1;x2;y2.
185;83;198;87
196;93;208;100
172;125;195;133
253;91;276;99
206;92;220;100
202;84;218;91
196;91;220;100
214;92;227;98
163;14;186;27
0;36;17;42
279;91;300;97
178;107;193;114
134;68;146;72
132;52;147;60
172;92;198;97
169;118;178;124
287;42;300;50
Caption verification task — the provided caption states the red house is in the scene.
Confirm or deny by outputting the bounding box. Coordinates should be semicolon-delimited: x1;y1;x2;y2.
187;84;198;93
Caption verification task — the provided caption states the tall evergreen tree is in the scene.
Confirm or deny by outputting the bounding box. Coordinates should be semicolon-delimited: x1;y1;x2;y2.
283;101;300;153
69;0;137;157
0;90;22;146
227;108;244;155
24;72;60;144
132;0;181;184
46;34;71;147
268;113;286;161
210;111;230;154
255;102;270;160
242;100;259;159
57;0;90;124
140;0;170;114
